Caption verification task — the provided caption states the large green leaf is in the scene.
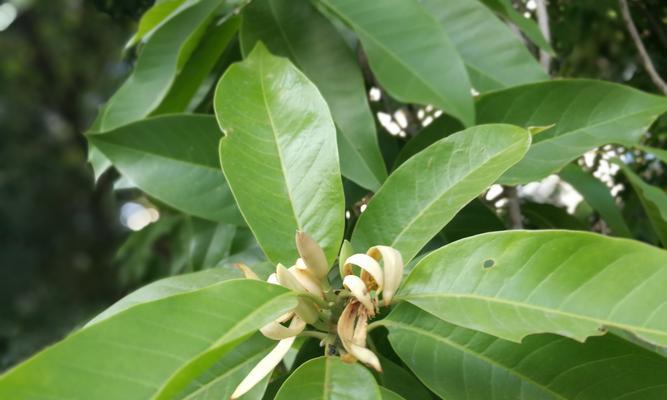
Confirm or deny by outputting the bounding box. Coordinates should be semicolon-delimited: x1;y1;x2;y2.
274;356;382;400
174;334;272;399
477;80;667;184
186;218;237;270
560;163;632;237
420;0;547;92
89;115;242;224
87;267;243;326
615;160;667;246
399;230;667;346
318;0;474;126
351;124;530;262
376;355;432;400
522;202;587;231
215;44;345;266
392;115;463;168
100;0;224;131
383;303;667;400
0;280;297;400
126;0;188;48
479;0;553;53
380;388;406;400
240;0;387;191
154;15;240;114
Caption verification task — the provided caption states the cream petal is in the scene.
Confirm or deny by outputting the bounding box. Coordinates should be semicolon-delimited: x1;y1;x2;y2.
276;263;306;292
342;275;375;316
288;266;324;298
336;302;357;353
267;273;279;285
234;263;259;280
231;317;305;399
349;344;382;372
343;254;384;292
368;246;404;306
295;231;329;279
260;317;305;340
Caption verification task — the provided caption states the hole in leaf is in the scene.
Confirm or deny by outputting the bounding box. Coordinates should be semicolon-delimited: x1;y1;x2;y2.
483;259;495;269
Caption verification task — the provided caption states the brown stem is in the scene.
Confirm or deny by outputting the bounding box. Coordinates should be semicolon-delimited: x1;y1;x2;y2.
618;0;667;94
505;186;524;229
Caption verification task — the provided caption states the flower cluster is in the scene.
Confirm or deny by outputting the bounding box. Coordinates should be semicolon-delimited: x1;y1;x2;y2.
231;231;404;399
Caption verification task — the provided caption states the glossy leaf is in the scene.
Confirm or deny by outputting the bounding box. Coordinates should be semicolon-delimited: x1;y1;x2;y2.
479;0;553;53
240;0;387;191
477;80;667;184
87;267;243;326
420;0;547;92
318;0;474;126
89;115;242;224
560;163;632;237
100;0;223;131
384;303;667;400
615;160;667;246
274;356;382;400
352;124;531;262
215;44;345;266
154;15;240;114
399;230;667;346
0;280;297;400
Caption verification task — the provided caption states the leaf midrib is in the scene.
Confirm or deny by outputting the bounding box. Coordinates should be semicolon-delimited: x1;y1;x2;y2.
320;0;462;114
383;321;567;400
401;293;667;339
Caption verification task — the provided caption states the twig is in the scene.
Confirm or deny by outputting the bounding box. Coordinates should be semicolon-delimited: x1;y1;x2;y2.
618;0;667;95
505;186;524;229
535;0;552;72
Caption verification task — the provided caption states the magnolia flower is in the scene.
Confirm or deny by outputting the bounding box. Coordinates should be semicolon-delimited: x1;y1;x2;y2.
230;232;404;399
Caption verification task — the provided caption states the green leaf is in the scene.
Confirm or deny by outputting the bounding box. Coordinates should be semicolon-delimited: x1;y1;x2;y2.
351;124;530;262
0;280;297;400
479;0;554;53
89;115;242;224
376;355;432;400
154;15;240;114
174;334;272;399
215;43;345;266
126;0;188;48
186;217;237;270
240;0;387;191
522;202;587;231
380;387;406;400
399;230;667;346
392;115;464;168
559;163;632;237
477;80;667;184
87;267;243;326
614;160;667;246
441;199;505;243
88;142;112;182
100;0;223;131
420;0;547;92
274;356;382;400
318;0;474;126
383;303;667;400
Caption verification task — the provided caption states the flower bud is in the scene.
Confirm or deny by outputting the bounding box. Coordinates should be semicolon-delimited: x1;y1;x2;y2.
338;240;354;279
295;231;329;279
288;266;324;298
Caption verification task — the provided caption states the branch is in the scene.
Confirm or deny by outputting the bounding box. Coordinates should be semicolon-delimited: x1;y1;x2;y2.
618;0;667;95
504;186;524;229
535;0;552;72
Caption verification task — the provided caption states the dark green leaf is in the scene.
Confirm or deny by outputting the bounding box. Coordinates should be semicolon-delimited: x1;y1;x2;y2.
318;0;474;126
383;303;667;400
89;115;242;224
477;80;667;184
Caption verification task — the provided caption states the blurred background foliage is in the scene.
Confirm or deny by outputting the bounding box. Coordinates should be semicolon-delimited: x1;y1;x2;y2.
0;0;665;370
